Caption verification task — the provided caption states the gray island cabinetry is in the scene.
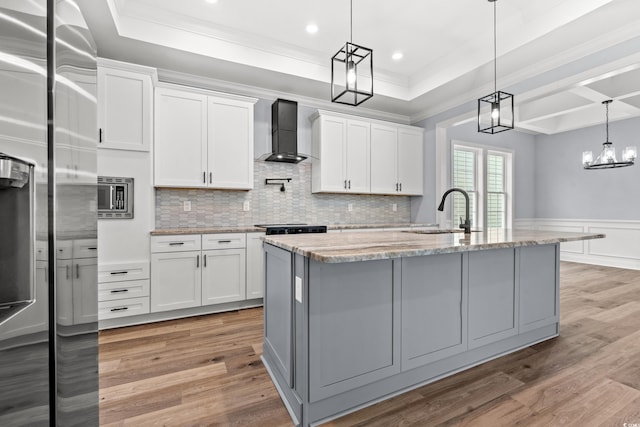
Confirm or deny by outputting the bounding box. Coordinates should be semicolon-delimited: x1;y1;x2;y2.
261;229;604;426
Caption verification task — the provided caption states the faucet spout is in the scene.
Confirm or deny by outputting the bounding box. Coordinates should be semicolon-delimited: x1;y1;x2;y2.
437;188;471;235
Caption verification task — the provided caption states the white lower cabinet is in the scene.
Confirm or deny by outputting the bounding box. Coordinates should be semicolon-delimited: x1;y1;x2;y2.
202;249;246;305
150;233;252;314
56;239;98;325
246;232;265;299
98;262;151;320
151;251;202;312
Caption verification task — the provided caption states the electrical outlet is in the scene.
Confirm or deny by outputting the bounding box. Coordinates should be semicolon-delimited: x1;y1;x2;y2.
392;203;397;212
243;200;251;211
183;201;191;212
347;203;353;212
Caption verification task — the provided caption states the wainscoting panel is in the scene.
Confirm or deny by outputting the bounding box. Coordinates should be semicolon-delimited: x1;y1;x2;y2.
514;219;640;270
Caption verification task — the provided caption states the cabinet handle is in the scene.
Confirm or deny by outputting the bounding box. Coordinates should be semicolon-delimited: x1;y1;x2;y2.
395;183;398;191
204;254;207;268
110;307;128;312
76;264;79;279
203;172;206;183
218;240;232;243
209;172;212;184
110;271;128;275
348;180;351;189
196;255;200;268
169;242;185;246
88;247;97;250
344;180;347;189
99;128;103;143
110;289;129;294
66;265;69;280
399;183;402;192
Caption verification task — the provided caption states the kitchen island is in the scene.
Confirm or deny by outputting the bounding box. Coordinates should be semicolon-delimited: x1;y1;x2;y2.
261;229;604;427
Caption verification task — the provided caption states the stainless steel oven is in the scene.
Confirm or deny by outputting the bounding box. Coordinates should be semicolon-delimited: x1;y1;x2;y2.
97;176;133;219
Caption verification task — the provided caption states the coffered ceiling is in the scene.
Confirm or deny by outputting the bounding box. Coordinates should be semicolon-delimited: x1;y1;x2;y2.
78;0;640;132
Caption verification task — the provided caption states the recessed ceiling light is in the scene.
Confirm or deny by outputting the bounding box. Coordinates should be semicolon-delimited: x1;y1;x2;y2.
205;0;218;4
306;23;318;34
392;51;404;61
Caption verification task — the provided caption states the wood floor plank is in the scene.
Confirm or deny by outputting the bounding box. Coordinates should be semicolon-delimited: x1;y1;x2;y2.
98;262;640;427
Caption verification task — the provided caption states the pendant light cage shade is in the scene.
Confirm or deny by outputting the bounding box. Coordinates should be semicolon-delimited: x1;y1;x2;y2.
478;90;514;134
583;100;637;169
331;42;373;106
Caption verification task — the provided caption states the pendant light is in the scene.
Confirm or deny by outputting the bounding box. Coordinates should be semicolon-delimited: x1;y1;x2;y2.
582;100;637;169
331;0;373;106
478;0;514;134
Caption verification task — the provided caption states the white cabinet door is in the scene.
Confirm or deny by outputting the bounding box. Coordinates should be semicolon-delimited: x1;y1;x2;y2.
57;260;74;326
397;128;423;195
245;233;264;299
73;257;98;324
346;119;370;193
201;249;246;305
208;97;253;189
151;251;202;312
313;115;346;193
370;123;398;194
97;66;152;151
154;87;208;187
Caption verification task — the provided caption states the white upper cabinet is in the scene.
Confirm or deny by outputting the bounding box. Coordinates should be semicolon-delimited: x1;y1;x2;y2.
396;128;424;195
207;97;254;189
312;113;371;194
370;123;398;195
155;87;208;188
313;110;422;196
371;124;423;196
154;83;256;190
97;60;155;152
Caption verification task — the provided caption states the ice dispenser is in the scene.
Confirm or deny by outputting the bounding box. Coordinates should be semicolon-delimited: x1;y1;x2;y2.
0;153;35;324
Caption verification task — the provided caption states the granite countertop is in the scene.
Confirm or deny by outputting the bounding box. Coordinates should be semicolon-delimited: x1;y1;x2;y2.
150;223;439;235
151;226;264;235
263;228;605;263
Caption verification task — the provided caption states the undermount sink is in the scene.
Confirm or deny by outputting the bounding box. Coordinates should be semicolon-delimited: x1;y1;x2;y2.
404;229;480;234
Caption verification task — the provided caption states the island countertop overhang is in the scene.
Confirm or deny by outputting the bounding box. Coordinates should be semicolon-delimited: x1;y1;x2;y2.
262;228;605;263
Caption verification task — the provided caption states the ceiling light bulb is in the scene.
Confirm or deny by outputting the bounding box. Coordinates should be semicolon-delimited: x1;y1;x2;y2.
305;23;318;34
582;151;593;166
346;61;356;87
623;146;637;162
491;104;500;120
392;52;403;61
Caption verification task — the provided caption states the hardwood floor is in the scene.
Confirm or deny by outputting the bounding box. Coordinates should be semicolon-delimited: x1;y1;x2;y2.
99;262;640;426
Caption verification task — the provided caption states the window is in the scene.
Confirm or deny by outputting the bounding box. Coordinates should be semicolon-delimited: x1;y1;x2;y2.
451;142;512;229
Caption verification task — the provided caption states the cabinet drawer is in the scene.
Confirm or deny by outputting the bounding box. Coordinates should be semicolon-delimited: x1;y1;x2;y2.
98;279;150;302
151;234;201;253
99;297;150;320
73;239;99;259
56;240;73;260
36;241;48;261
202;233;246;250
98;262;150;283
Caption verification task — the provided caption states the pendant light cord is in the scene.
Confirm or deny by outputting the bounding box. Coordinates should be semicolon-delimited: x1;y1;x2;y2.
605;101;610;143
493;0;497;95
350;0;353;43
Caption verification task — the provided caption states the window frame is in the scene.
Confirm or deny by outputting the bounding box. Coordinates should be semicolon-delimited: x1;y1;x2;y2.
450;140;513;230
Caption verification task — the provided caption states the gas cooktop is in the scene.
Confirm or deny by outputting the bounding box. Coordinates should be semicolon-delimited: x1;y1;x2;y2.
255;223;327;235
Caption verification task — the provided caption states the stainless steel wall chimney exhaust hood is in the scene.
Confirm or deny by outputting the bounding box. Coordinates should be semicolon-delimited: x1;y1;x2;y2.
265;99;306;163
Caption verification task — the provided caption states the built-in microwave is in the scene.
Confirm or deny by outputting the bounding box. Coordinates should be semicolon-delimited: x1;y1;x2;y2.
97;176;133;219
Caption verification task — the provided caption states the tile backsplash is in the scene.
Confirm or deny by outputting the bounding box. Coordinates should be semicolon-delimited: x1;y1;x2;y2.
155;161;411;229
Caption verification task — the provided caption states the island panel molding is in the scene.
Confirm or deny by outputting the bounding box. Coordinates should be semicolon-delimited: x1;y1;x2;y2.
262;229;602;426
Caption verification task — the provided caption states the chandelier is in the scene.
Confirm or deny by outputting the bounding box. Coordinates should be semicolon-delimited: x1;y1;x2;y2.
582;100;636;169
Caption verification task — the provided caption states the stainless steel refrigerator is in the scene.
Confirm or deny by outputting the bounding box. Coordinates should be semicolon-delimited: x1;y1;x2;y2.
0;0;99;425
